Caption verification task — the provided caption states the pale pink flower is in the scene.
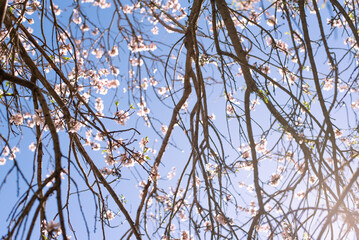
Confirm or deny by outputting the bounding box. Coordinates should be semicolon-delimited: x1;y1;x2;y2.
323;78;334;90
110;66;120;76
107;79;120;88
276;39;289;53
241;149;250;159
255;139;267;154
178;210;187;221
10;112;23;125
51;4;62;15
167;167;176;180
158;87;168;95
91;142;101;151
68;121;83;133
226;104;234;115
150;78;158;86
266;36;274;47
98;68;110;76
72;14;82;25
141;78;149;90
95;97;104;113
266;16;277;27
9;147;19;160
93;0;111;9
309;175;317;184
181;101;188;111
105;154;116;166
224;194;232;202
149;43;157;51
151;26;159;35
249;206;258;216
161;125;168;135
129;57;143;66
334;129;343;138
2;146;9;156
104;210;115;220
238;181;245;188
115;110;129;126
250;99;260;110
80;23;89;32
29;142;36;152
0;157;6;165
109;46;119;57
121;154;135;167
91;28;99;36
139;137;149;150
41;220;61;236
137;107;150;117
100;167;114;176
208;113;216;120
286;132;293;141
270;173;282;187
295;190;305;199
181;230;190;240
149;169;160;181
204;221;212;231
215;213;227;225
91;48;104;59
122;4;133;14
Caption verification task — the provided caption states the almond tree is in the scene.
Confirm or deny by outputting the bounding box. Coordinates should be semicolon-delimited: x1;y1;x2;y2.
0;0;358;239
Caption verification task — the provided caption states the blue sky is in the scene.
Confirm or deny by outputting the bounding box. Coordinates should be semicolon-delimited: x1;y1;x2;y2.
0;0;358;239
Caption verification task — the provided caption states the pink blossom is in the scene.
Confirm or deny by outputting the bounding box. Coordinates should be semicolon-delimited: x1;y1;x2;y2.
29;142;36;152
105;154;116;166
178;210;187;221
95;98;104;113
204;221;212;231
121;153;135;167
68;121;83;133
91;142;101;151
334;129;343;138
2;146;9;157
249;206;258;216
151;26;159;35
107;79;120;88
91;48;104;59
266;15;277;27
9;147;19;160
109;46;119;57
41;220;61;236
122;4;133;14
10;112;23;125
167;167;176;180
269;173;282;187
323;78;334;90
255;139;267;154
181;230;192;240
110;66;120;76
161;125;168;135
104;210;115;220
295;190;305;199
215;213;227;225
93;0;111;9
72;11;82;25
226;104;234;115
115;110;129;126
139;137;149;150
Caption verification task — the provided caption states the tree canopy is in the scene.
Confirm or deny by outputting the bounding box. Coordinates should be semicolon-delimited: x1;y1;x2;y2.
0;0;359;239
